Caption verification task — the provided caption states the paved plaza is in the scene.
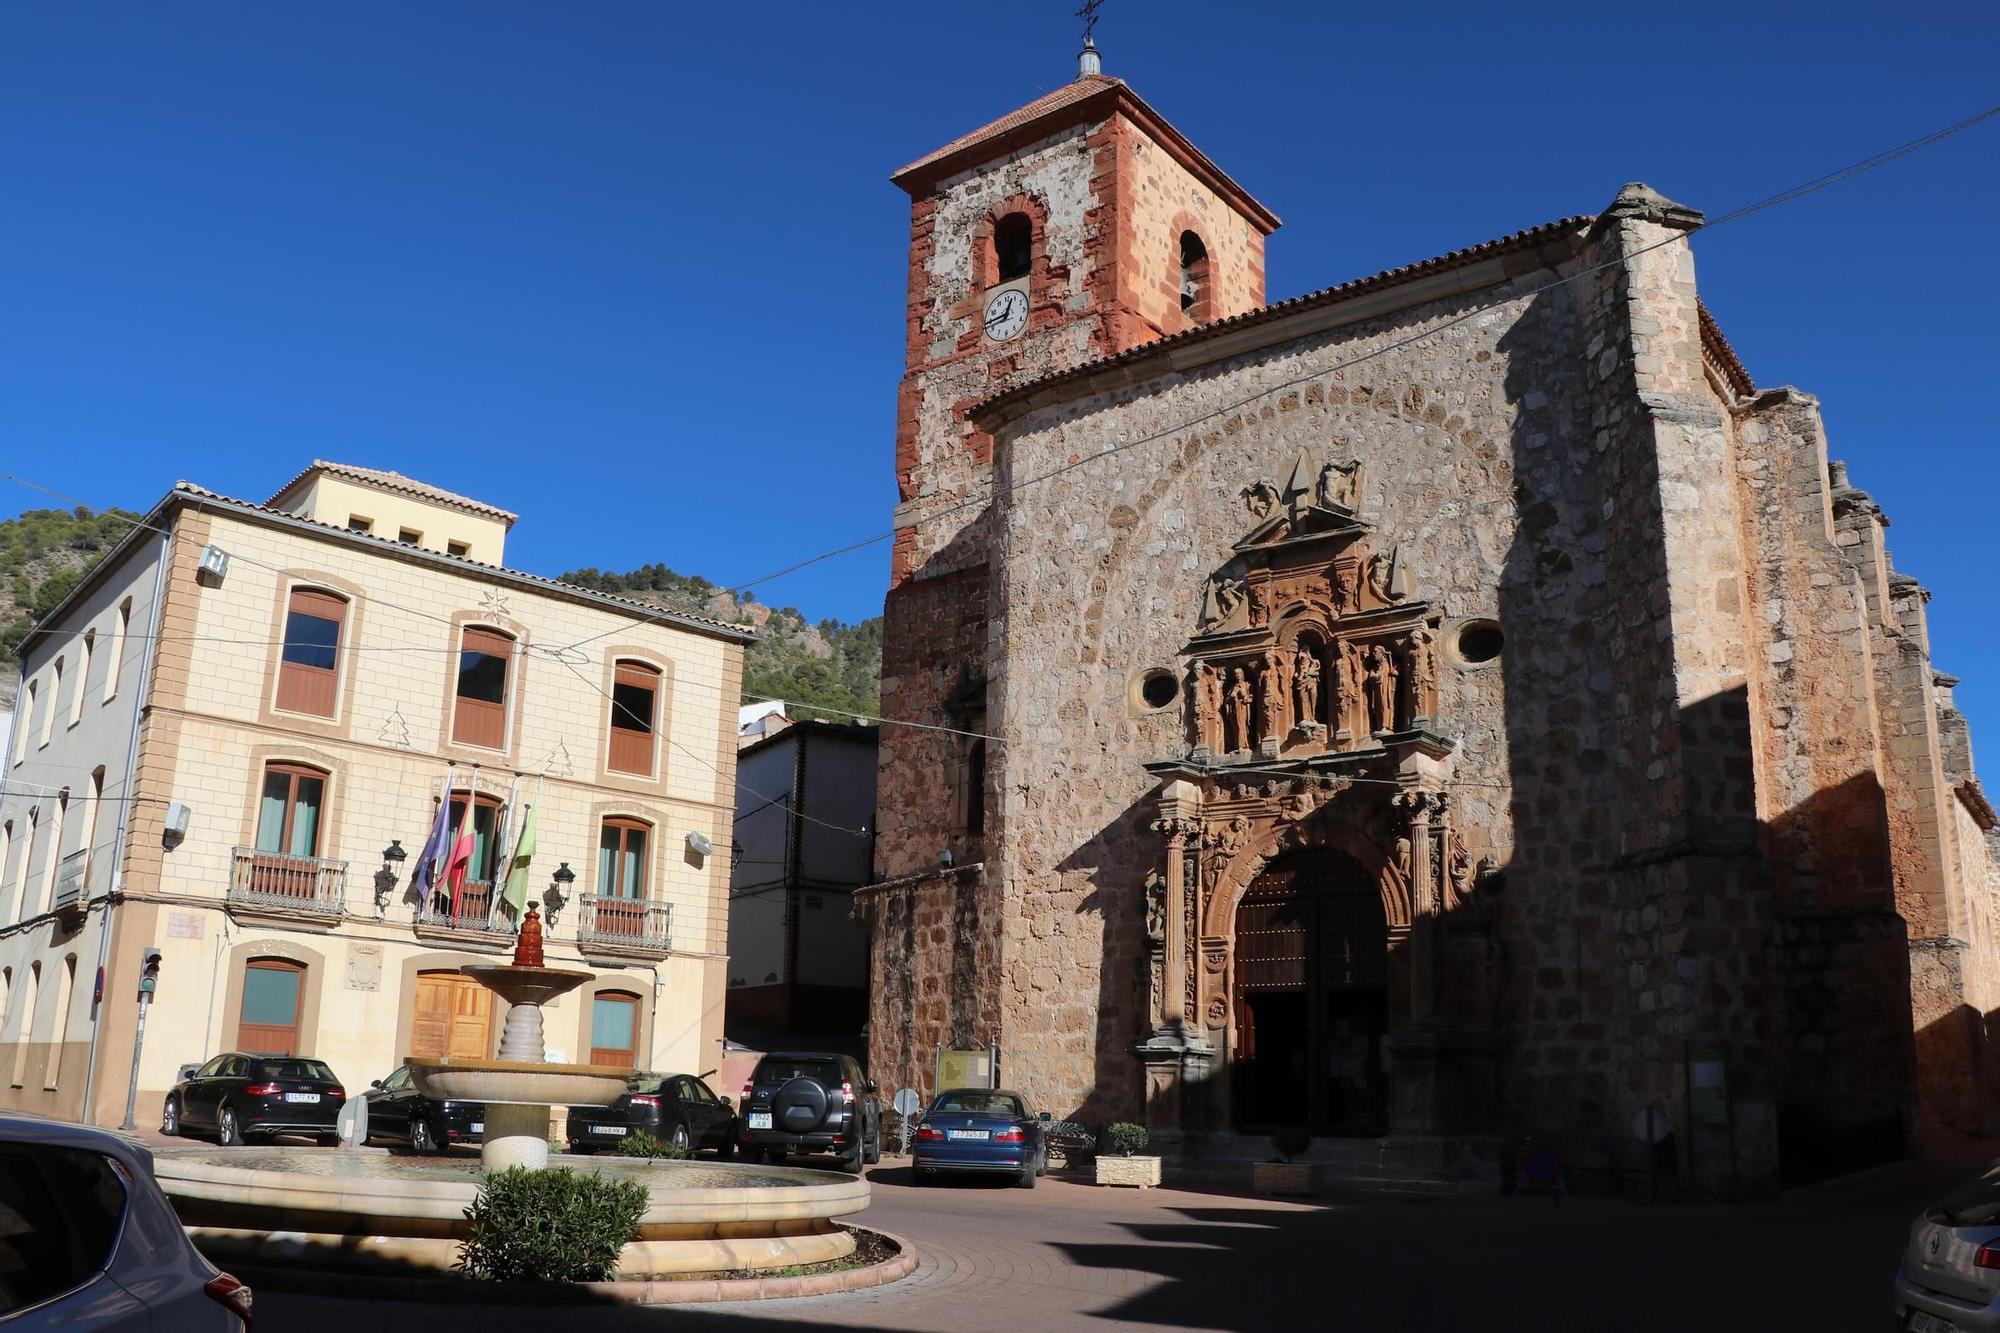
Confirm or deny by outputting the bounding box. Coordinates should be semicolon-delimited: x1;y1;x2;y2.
235;1148;1984;1332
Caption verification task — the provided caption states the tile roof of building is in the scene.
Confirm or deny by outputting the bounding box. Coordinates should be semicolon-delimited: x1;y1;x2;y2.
1697;302;1756;399
267;459;521;525
172;482;753;641
972;213;1596;419
891;74;1279;233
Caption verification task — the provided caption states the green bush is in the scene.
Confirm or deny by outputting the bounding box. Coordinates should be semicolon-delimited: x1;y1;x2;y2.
457;1166;647;1283
616;1130;687;1160
1272;1127;1313;1163
1104;1123;1150;1157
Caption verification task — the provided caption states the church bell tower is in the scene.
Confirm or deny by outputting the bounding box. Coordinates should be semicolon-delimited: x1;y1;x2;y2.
873;41;1279;936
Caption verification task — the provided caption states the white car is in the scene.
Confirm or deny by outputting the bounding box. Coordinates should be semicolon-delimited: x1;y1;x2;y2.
0;1111;251;1328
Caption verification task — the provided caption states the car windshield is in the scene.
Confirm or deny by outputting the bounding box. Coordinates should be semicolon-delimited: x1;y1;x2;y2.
1931;1163;2000;1226
759;1059;841;1084
932;1092;1026;1117
252;1059;335;1082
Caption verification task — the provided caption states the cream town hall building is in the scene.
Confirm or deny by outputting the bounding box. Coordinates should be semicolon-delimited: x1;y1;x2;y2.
863;51;2000;1191
0;462;747;1129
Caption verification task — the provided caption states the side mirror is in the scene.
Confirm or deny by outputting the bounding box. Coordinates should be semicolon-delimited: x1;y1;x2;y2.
864;1080;878;1094
720;1096;733;1110
370;1079;384;1090
1039;1111;1052;1121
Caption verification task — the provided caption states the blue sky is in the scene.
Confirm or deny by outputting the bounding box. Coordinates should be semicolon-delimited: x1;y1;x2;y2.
2;3;1995;735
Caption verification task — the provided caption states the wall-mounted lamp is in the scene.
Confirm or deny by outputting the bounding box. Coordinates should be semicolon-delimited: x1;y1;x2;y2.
686;830;713;858
545;861;576;928
373;839;408;920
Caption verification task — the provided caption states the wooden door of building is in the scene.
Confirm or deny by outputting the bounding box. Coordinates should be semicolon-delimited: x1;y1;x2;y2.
1231;849;1388;1136
409;972;493;1063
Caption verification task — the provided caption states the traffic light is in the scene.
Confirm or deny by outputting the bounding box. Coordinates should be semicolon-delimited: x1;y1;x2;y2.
139;949;162;997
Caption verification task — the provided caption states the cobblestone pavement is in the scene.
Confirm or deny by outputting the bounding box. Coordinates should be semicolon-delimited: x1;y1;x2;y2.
240;1152;1974;1332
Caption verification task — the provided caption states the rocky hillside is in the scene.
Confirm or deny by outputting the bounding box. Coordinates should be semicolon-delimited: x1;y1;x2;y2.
0;510;884;724
1;507;143;707
555;565;883;724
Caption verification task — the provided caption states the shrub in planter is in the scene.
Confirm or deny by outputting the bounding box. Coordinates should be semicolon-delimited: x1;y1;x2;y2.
457;1166;648;1283
1103;1122;1150;1157
1272;1127;1313;1163
616;1130;688;1160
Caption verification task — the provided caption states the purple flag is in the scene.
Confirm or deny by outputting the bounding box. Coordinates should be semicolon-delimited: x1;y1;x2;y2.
410;770;455;898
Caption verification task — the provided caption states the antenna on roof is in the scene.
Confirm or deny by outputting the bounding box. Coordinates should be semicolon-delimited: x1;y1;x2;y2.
1075;0;1104;79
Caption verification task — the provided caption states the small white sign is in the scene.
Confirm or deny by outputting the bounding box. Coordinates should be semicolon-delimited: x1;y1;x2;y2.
166;911;203;940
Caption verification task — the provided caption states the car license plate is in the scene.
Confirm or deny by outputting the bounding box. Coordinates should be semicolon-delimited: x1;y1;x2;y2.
948;1129;989;1140
748;1112;773;1130
285;1093;320;1103
470;1123;483;1134
1910;1314;1958;1333
595;1125;627;1136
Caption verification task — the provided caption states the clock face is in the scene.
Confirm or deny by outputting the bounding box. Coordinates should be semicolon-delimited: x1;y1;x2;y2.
984;288;1029;341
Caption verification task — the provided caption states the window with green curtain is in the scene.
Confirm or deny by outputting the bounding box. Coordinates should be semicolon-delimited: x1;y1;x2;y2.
241;964;300;1027
255;773;289;854
591;994;635;1051
255;767;324;857
597;821;647;899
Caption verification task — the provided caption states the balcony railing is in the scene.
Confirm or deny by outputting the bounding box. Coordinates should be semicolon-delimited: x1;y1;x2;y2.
228;847;347;918
52;849;89;912
577;895;671;958
413;880;513;939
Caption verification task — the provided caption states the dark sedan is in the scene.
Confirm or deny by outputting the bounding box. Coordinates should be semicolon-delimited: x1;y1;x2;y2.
162;1053;346;1146
362;1065;486;1153
567;1072;737;1157
912;1088;1049;1188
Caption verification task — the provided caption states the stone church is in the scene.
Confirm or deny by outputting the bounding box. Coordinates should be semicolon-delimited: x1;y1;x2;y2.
860;46;2000;1191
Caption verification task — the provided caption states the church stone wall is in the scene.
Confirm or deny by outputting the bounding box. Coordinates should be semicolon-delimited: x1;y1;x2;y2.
1103;117;1267;340
984;261;1591;1124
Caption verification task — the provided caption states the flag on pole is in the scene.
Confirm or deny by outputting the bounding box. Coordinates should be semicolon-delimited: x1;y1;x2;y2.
445;786;478;916
488;774;522;925
410;769;455;904
501;797;538;916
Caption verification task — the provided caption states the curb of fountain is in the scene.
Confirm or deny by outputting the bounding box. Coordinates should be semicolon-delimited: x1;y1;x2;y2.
220;1226;918;1306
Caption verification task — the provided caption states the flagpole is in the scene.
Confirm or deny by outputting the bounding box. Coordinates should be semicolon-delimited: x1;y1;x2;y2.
489;772;522;928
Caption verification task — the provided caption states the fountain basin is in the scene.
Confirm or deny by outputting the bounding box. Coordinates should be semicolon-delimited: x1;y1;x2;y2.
407;1059;630;1107
157;1149;870;1278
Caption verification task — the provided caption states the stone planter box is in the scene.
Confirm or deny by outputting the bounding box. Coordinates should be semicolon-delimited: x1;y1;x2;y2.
1096;1155;1162;1189
1253;1161;1318;1196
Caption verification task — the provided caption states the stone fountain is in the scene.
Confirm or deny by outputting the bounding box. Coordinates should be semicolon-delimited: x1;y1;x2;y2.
406;904;626;1170
156;902;873;1283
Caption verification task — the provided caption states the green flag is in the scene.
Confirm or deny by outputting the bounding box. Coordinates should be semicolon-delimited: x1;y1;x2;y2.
501;802;537;914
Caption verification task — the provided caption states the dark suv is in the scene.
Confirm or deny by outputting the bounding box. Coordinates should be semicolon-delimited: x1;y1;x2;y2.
737;1052;882;1172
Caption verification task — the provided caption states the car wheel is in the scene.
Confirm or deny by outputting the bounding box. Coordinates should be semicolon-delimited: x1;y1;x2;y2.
863;1128;881;1166
839;1140;864;1174
410;1116;437;1153
1036;1147;1048;1177
1016;1161;1037;1189
670;1120;692;1154
218;1104;243;1147
161;1097;181;1137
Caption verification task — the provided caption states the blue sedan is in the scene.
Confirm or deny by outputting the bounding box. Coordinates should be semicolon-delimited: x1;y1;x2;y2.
911;1088;1049;1188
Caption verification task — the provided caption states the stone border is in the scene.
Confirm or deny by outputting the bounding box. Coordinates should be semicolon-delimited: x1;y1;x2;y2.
223;1226;917;1307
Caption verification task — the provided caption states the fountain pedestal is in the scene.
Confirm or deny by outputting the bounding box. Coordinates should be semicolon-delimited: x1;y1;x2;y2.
407;906;632;1173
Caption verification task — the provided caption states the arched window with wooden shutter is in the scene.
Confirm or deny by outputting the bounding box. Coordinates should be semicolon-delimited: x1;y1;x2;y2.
453;627;515;749
276;587;347;718
608;660;660;776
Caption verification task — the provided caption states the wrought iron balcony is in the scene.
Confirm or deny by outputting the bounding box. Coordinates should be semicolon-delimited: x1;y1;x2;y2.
227;847;347;919
52;849;89;913
413;880;514;942
576;895;671;959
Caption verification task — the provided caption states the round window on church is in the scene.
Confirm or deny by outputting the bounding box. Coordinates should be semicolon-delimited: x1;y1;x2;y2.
1133;668;1180;713
1454;620;1504;666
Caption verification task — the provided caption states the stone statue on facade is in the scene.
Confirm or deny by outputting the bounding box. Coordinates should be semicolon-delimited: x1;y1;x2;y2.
1333;561;1360;616
1261;648;1291;742
1317;459;1364;512
1365;643;1397;734
1241;481;1280;520
1143;870;1166;945
1340;639;1367;739
1293;644;1321;728
1188;660;1223;754
1247;580;1270;628
1225;667;1254;753
1213;576;1245;626
1404;626;1438;725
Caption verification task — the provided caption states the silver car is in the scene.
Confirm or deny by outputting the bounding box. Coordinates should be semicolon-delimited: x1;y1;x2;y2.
1897;1161;2000;1331
0;1111;251;1328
